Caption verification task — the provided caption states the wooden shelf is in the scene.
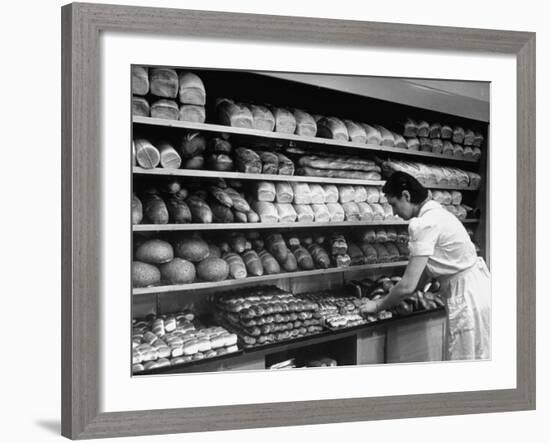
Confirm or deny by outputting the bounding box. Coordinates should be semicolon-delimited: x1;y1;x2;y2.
132;167;480;192
133;219;480;232
133;116;480;164
132;261;409;295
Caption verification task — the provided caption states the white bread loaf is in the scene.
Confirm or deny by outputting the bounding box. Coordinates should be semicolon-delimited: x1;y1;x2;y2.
134;139;160;169
217;99;253;128
453;144;465;159
309;184;325;204
463;129;475;146
255;181;276;202
463;146;474;160
365;187;380;204
150;68;179;98
373;125;395;146
353;186;368;203
442;141;454;156
342;202;360;221
178;72;206;105
406;138;420;150
370;203;385;220
432;139;443;154
275;203;297;223
158;141;182;169
317;117;348;141
473;132;484;148
337;185;355;203
344;120;367;143
251;201;279;223
291;182;312;205
250;104;275;131
150;99;179;120
417;121;430;137
403;118;418;137
326;203;345;222
271;107;296;134
361;123;382;145
275;182;294;203
178;105;206;123
472;147;482;161
132;66;149;95
322;185;339;203
292;109;317;137
451;191;462;205
393;133;407;149
357;202;374;221
293;204;314;223
311;204;330;223
132;96;150;117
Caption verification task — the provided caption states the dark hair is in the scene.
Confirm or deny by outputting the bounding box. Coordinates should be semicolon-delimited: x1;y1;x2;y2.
382;171;428;204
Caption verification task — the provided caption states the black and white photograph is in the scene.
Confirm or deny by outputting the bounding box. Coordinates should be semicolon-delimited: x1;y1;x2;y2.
130;67;491;375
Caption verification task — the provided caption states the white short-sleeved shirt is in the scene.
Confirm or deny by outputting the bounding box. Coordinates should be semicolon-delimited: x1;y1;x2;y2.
408;200;477;277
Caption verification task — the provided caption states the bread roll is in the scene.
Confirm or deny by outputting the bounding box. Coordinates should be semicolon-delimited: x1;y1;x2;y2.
131;66;149;95
132;96;150;117
255;181;276;202
157;141;182;169
141;193;169;224
151;99;179;120
406;138;420;150
276;153;295;176
338;185;355;203
223;252;247;279
344;120;367;143
271;107;296;134
317;117;348;141
132;193;143;224
134;138;160;169
403;118;418;137
342;202;360;221
451;144;464;159
357;202;374;221
311;204;330;223
361;123;382;145
166;197;192;223
441;125;453;139
289;109;316;137
178;72;206;105
309;184;325;204
353;186;367;203
217;99;253;128
393;133;407;149
178;105;205;123
235;148;261;173
417;121;430;137
374;125;395;146
255;150;278;174
293;204;314;223
291;182;312;205
150;68;178;98
186;195;213;223
275;203;297;222
242;250;263;276
431;138;443;154
258;250;281;274
275;182;293;203
251;201;278;223
326;202;345;222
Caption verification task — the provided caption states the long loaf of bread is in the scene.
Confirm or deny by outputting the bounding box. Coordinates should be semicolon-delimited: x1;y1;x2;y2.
299;166;382;180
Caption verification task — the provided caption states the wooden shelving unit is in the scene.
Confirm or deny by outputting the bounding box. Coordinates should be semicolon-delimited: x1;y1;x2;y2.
133;261;409;295
133;219;480;232
134;116;480;165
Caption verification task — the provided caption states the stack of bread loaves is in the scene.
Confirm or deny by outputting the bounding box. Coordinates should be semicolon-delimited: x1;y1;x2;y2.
132;311;239;373
131;66;207;123
401;118;484;161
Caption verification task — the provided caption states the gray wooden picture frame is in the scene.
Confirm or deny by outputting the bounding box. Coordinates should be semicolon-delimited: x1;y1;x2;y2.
61;2;536;439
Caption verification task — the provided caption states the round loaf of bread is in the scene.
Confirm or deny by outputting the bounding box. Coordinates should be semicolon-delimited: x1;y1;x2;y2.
196;257;229;282
135;239;174;264
159;258;196;284
175;236;210;262
132;261;161;288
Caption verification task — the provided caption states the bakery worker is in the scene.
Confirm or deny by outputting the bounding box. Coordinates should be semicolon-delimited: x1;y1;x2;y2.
361;171;491;360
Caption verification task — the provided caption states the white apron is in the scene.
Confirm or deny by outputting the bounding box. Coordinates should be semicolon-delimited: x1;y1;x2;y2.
408;200;491;361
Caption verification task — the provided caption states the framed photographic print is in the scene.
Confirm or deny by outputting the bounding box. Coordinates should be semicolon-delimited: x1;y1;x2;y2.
62;2;535;439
